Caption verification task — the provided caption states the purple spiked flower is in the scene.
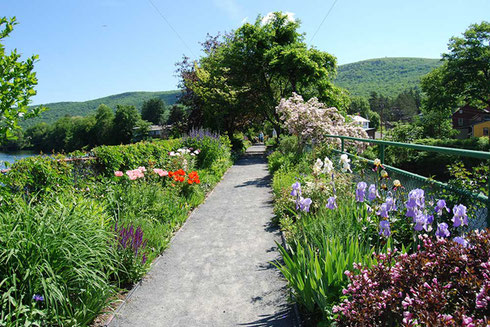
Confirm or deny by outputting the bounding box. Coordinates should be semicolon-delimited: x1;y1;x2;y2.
32;294;44;302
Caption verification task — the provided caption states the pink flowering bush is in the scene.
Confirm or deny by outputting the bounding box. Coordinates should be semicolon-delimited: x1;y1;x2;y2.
334;230;490;326
276;93;368;151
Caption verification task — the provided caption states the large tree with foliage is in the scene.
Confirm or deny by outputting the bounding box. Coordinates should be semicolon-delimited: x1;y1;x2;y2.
178;12;349;135
421;21;489;137
141;98;166;125
113;105;140;144
0;17;44;142
94;104;114;145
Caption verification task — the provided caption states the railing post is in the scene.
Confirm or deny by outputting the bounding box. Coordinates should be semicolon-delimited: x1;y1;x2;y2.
341;138;344;153
379;144;385;164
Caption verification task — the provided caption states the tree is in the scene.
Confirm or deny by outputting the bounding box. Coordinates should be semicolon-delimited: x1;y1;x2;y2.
141;98;166;125
94;104;114;145
113;105;140;144
0;17;45;142
420;21;489;138
178;12;349;135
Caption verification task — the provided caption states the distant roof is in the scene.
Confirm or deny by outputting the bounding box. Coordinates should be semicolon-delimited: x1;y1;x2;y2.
350;115;370;123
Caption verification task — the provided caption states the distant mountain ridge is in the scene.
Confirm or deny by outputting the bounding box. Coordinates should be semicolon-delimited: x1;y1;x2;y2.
23;90;181;127
335;57;443;98
23;57;443;127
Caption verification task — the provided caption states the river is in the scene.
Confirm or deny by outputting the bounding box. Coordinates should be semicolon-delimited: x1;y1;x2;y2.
0;151;38;168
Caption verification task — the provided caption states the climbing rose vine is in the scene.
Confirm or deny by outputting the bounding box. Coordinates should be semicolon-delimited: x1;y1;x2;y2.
276;93;368;151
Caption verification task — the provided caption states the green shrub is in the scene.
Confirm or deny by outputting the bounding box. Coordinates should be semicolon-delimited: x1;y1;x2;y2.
181;134;231;169
0;194;116;326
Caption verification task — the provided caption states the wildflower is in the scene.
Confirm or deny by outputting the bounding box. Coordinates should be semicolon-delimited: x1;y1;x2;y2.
355;182;367;202
435;199;449;215
380;170;388;179
435;222;450;238
379;220;391;237
32;294;44;302
326;196;337;209
453;236;468;247
297;197;312;212
313;159;323;175
452;204;468;227
114;171;123;177
290;182;301;197
392;179;401;190
367;184;377;201
322;157;334;174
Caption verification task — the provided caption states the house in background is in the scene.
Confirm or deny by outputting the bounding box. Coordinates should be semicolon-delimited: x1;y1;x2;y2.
452;105;490;138
350;115;376;139
473;121;490;138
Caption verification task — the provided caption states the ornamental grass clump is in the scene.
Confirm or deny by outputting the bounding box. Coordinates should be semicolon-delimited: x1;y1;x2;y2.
334;230;490;326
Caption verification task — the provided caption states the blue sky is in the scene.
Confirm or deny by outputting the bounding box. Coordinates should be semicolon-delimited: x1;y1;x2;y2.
1;0;489;105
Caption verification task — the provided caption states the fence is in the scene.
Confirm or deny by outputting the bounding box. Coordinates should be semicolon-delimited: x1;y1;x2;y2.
324;134;490;229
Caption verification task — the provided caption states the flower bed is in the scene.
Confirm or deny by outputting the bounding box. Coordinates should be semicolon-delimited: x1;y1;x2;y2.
269;136;489;326
0;133;233;326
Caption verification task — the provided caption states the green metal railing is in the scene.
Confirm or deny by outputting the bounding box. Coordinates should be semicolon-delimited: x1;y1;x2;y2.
325;134;490;228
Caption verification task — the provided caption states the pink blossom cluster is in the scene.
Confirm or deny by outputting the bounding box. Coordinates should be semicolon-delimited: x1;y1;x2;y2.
114;166;169;180
276;93;368;151
334;231;490;326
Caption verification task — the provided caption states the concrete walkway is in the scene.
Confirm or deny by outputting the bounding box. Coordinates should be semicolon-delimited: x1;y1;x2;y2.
110;145;295;327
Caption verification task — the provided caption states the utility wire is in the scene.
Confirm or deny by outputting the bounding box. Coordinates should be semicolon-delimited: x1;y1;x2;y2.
147;0;196;57
309;0;339;43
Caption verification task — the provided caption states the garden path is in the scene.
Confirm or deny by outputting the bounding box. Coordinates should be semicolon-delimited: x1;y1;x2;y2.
109;145;296;327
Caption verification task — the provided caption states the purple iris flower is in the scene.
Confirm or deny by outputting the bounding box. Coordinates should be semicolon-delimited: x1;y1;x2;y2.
379;220;391;237
406;189;425;218
413;213;429;231
377;203;389;218
434;199;449;215
291;182;301;197
367;184;377;201
326;196;337;210
33;294;44;302
356;182;368;202
385;197;397;212
435;223;450;238
297;197;312;212
452;204;468;227
453;236;468;247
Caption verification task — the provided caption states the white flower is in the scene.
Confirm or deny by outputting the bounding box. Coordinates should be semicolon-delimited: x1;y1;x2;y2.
341;162;352;173
322;157;333;174
313;158;323;175
340;154;350;164
374;158;381;166
169;151;176;156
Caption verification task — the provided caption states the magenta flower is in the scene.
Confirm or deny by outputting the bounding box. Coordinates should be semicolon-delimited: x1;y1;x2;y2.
435;222;450;238
356;182;368;202
326;196;337;210
452;204;468;227
379;220;390;237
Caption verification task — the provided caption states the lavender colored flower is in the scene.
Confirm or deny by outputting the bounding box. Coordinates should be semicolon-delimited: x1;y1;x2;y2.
355;182;368;202
32;294;44;302
453;236;468;247
406;188;425;218
326;196;337;210
379;220;391;237
413;213;431;232
377;203;389;218
435;222;450;238
452;204;468;227
367;184;377;201
434;199;449;215
385;197;396;212
290;182;301;197
297;197;312;212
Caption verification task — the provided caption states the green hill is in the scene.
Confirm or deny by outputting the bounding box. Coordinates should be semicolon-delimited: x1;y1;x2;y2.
23;90;181;127
335;57;443;98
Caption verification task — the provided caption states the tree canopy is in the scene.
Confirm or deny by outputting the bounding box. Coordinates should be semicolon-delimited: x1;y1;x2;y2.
0;17;44;142
178;12;349;135
141;98;166;125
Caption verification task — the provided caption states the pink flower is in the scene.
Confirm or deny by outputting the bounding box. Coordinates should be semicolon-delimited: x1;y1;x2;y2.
137;166;146;172
114;171;123;177
126;170;137;180
153;168;168;177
